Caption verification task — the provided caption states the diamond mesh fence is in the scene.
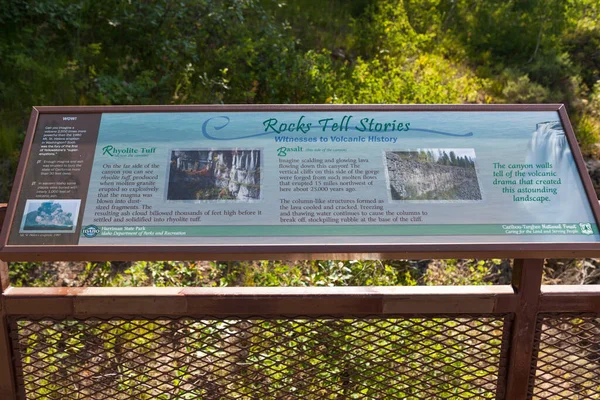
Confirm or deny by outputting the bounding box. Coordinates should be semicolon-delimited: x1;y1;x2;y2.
529;313;600;400
9;315;510;400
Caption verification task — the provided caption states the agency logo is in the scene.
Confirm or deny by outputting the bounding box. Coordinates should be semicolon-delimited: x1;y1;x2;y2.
82;225;100;238
579;223;594;235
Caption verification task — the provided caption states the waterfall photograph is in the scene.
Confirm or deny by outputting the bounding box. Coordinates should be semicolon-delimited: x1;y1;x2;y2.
167;149;261;201
385;149;482;201
526;121;569;170
523;121;575;216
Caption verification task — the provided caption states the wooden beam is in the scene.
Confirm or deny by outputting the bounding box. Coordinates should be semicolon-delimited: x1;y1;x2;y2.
539;285;600;312
0;204;8;293
3;285;517;317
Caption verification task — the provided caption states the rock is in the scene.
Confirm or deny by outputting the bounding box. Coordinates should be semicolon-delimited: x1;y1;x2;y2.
385;153;481;200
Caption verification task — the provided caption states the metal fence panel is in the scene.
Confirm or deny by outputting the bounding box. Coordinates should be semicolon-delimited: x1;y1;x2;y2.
10;315;510;400
529;313;600;399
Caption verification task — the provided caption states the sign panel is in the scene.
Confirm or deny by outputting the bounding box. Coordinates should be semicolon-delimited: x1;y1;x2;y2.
1;105;600;260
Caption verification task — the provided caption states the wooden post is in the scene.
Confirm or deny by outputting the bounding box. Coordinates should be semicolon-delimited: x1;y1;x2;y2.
0;204;7;293
505;258;544;400
0;203;18;399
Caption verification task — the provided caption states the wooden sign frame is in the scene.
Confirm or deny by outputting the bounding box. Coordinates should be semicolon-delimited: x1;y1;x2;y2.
1;104;600;261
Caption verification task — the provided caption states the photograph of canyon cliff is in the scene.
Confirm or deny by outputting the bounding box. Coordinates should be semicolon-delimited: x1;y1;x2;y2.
385;149;482;201
167;149;261;201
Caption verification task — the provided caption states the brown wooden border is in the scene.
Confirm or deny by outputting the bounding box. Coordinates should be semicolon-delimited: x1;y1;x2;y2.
2;104;600;261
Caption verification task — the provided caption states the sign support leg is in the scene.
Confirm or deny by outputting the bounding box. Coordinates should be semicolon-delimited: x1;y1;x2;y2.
1;203;18;399
0;259;18;400
505;258;544;399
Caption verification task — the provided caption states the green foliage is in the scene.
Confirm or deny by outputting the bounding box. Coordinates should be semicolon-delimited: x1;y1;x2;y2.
564;0;600;91
0;122;22;202
8;262;56;287
574;81;600;154
9;258;508;289
499;73;551;104
423;259;503;286
27;259;417;288
442;0;568;68
77;261;207;287
575;114;600;154
0;123;22;158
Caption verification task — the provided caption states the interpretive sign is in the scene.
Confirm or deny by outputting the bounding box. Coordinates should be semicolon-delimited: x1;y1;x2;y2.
1;105;600;260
